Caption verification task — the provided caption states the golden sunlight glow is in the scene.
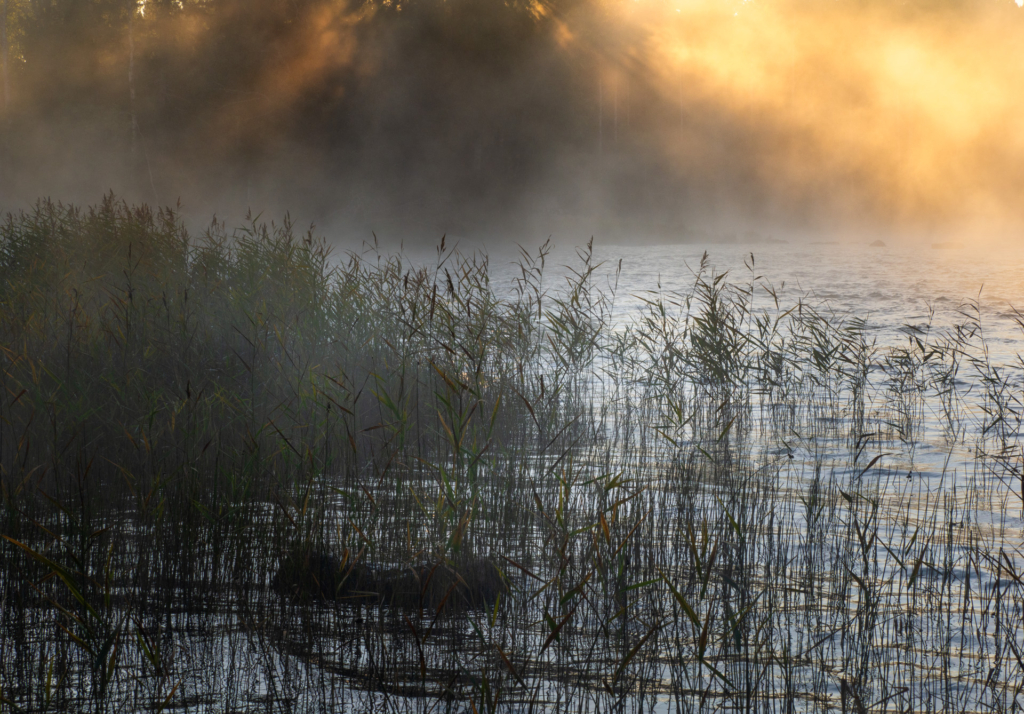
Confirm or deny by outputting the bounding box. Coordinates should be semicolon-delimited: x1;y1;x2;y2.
189;0;1024;233
587;0;1024;230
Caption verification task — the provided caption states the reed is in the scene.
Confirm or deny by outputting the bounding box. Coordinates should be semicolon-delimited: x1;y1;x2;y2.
1;196;1022;713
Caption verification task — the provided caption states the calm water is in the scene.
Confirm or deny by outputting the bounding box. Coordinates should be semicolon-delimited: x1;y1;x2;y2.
606;240;1024;515
458;238;1024;348
367;237;1024;711
8;237;1024;713
599;241;1024;349
399;235;1024;529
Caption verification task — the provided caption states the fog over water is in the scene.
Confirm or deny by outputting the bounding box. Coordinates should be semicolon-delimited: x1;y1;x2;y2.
2;0;1024;246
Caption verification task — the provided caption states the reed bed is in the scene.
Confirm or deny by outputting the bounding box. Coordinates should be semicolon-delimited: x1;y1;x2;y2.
1;196;1022;713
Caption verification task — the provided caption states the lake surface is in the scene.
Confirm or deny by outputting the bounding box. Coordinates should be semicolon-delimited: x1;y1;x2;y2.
6;234;1024;713
334;236;1024;711
474;238;1024;478
599;241;1024;349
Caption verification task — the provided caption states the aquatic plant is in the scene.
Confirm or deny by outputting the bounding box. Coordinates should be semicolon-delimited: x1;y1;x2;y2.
1;196;1021;712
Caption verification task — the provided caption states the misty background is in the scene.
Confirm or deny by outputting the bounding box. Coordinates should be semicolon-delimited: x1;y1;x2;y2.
1;0;1023;245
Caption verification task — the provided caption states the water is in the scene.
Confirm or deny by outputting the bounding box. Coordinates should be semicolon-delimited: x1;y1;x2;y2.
6;236;1024;713
480;238;1023;476
343;237;1024;710
601;241;1024;345
498;238;1024;711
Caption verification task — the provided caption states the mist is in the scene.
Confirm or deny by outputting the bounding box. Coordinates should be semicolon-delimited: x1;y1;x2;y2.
1;0;1023;246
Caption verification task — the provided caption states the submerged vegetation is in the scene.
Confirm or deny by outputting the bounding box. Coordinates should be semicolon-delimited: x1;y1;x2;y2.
1;196;1023;712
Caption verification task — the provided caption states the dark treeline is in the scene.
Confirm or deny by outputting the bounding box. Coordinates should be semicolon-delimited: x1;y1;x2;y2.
0;0;697;237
